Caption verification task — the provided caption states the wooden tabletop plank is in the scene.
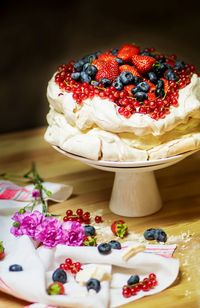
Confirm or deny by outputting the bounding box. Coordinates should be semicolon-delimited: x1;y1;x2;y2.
0;127;200;307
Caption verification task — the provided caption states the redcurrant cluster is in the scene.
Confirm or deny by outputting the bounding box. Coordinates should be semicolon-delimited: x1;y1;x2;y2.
59;258;82;275
63;208;103;224
122;273;158;298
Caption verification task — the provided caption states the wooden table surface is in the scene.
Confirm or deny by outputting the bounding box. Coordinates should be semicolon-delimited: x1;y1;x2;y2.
0;127;200;308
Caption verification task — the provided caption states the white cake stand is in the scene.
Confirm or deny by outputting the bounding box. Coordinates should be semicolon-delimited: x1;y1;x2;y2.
53;146;196;217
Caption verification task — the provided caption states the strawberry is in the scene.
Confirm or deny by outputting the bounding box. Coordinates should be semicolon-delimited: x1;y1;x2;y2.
98;53;115;61
119;65;141;77
111;220;128;238
132;55;156;74
47;282;65;295
118;43;140;61
0;242;5;260
95;60;119;82
124;84;135;96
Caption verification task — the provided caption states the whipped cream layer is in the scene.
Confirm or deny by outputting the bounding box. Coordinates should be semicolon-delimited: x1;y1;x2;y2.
47;74;200;137
45;73;200;161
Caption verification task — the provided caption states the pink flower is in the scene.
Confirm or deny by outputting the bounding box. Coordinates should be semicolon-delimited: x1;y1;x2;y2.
62;221;85;246
10;210;45;237
34;217;63;248
32;189;40;199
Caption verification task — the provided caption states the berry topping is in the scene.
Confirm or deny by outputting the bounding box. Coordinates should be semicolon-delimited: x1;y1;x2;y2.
55;43;197;120
132;55;156;74
9;264;23;272
111;220;128;238
86;278;101;293
84;225;96;236
52;268;67;284
143;228;156;240
83;235;97;246
117;43;140;61
108;240;121;250
47;282;64;295
94;215;103;223
97;243;112;255
127;275;140;285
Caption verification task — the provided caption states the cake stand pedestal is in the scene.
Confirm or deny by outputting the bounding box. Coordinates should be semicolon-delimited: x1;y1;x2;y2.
53;146;195;217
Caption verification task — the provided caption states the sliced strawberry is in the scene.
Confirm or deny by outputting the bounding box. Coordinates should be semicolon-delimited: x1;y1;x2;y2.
0;242;5;260
93;59;106;71
95;60;119;82
118;43;140;61
119;65;141;77
124;85;135;96
98;53;115;61
47;282;65;295
132;55;156;74
111;220;128;238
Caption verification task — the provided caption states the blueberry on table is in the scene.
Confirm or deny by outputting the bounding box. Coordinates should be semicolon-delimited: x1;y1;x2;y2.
52;268;67;284
108;240;121;250
84;225;96;236
147;72;158;84
9;264;23;272
143;228;156;240
86;278;101;293
100;78;111;87
80;72;91;83
165;69;178;81
154;229;167;243
127;274;140;285
85;65;98;77
74;60;84;72
113;80;123;91
97;243;112;255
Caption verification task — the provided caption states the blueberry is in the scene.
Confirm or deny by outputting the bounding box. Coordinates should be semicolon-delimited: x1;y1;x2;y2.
100;78;111;87
153;63;168;78
9;264;23;272
97;243;112;255
143;228;156;240
155;88;165;98
120;71;134;85
134;91;148;102
115;57;124;65
84;225;96;236
165;69;178;81
174;60;185;70
85;65;98;77
157;79;164;89
52;268;67;284
108;240;121;250
140;51;156;58
147;72;158;84
80;71;91;83
127;275;140;285
74;60;84;72
86;278;101;293
137;82;150;92
132;76;143;85
83;63;90;71
82;53;97;64
157;56;166;63
113;80;123;91
154;229;167;243
71;72;81;81
131;86;139;95
111;48;119;55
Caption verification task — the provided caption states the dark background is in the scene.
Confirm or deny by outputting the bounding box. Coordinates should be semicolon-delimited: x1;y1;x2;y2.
1;0;200;133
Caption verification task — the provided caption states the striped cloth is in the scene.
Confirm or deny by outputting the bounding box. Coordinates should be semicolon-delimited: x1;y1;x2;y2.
0;181;32;201
145;244;177;258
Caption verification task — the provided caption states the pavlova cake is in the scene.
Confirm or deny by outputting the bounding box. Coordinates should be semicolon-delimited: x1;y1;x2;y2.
45;43;200;161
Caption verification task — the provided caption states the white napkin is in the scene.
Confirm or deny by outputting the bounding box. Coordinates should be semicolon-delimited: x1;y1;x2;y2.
0;181;179;308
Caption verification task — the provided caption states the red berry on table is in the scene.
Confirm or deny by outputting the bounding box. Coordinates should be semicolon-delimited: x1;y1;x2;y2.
117;43;140;61
75;262;81;271
149;273;156;280
59;263;65;270
66;209;73;216
76;208;83;217
142;283;150;291
122;287;132;298
151;279;158;286
63;216;68;222
132;55;156;74
47;282;65;295
95;215;103;223
65;258;72;266
0;242;5;260
111;220;128;238
130;286;137;295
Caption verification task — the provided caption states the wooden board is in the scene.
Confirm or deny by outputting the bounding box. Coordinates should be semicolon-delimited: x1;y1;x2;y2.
0;127;200;308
